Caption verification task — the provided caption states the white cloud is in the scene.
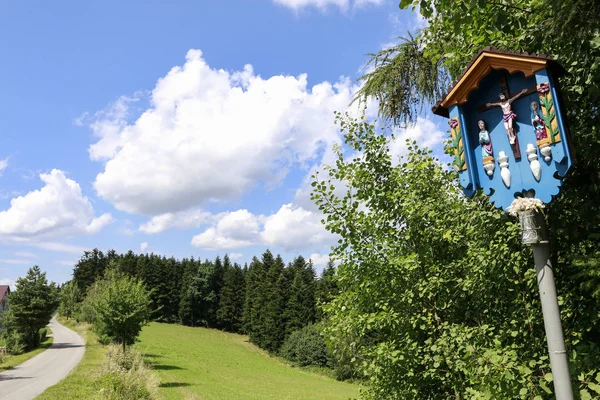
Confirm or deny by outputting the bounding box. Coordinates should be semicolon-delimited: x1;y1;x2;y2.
34;241;89;254
273;0;383;12
0;259;33;265
140;242;149;252
86;213;115;234
191;209;261;250
261;204;332;250
85;95;141;161
0;278;16;290
0;190;22;200
388;117;446;163
228;252;243;260
55;260;77;267
139;209;213;234
191;204;334;252
0;157;8;175
88;49;361;215
0;169;112;238
308;252;330;266
13;251;38;258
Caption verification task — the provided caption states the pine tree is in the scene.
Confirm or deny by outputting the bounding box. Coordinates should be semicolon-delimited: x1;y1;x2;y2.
244;254;270;346
217;260;246;332
316;259;339;320
119;250;139;277
179;257;198;326
160;256;183;322
210;256;225;327
285;256;317;337
179;259;218;327
72;248;107;296
262;254;287;352
3;266;59;349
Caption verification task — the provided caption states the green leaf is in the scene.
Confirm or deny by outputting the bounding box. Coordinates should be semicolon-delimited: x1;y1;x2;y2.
399;0;413;10
581;389;593;400
588;382;600;394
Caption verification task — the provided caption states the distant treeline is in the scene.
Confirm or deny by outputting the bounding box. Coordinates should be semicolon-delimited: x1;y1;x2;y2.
70;248;338;354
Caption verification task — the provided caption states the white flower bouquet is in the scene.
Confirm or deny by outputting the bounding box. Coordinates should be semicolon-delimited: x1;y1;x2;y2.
507;197;545;217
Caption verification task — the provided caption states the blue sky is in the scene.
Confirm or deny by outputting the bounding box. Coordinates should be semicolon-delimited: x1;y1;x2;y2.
0;0;446;286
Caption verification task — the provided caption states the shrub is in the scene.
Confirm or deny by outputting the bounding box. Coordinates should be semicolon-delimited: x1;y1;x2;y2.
96;371;152;400
2;331;26;355
95;345;158;400
280;324;330;368
39;327;48;343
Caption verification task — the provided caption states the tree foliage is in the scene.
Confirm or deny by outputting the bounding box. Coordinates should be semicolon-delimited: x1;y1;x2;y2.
88;269;151;352
312;115;600;398
280;324;330;368
354;33;449;126
69;248;338;360
217;257;246;332
285;256;317;337
59;281;81;319
1;266;59;350
351;2;600;396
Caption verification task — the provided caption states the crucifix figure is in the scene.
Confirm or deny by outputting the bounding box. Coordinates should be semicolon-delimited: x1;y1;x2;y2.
478;75;534;159
486;88;528;145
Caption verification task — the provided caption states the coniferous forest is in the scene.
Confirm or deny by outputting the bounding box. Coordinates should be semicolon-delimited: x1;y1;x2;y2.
69;248;338;361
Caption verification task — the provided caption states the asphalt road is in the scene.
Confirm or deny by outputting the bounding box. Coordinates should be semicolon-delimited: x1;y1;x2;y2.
0;316;85;400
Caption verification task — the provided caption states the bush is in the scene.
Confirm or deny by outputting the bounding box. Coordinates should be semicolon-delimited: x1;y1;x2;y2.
96;371;152;400
76;286;99;325
95;345;158;400
2;331;26;355
39;327;48;343
280;324;330;368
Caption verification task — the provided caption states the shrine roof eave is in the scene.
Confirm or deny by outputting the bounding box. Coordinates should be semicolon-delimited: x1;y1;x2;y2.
432;47;565;118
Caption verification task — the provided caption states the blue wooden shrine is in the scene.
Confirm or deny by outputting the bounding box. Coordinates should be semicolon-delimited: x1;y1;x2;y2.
433;48;575;211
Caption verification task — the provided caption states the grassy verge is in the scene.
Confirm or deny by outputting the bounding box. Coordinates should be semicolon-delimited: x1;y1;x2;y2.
36;317;107;400
0;327;54;372
136;322;360;400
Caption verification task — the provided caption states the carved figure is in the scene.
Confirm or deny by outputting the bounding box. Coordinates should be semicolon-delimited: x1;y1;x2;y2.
530;101;547;140
478;120;493;157
486;88;528;145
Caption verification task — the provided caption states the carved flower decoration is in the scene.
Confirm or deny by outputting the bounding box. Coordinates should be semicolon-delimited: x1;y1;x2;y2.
507;197;545;216
537;82;550;95
448;119;459;129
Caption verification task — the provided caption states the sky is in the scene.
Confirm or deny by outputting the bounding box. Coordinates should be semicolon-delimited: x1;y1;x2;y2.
0;0;447;287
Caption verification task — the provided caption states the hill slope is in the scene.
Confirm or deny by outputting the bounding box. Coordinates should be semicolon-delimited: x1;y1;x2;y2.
136;322;359;400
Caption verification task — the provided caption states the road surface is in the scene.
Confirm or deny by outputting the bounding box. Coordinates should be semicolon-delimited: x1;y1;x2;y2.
0;317;85;400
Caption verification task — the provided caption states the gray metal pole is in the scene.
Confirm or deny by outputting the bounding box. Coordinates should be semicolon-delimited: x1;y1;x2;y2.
532;241;574;400
520;207;574;400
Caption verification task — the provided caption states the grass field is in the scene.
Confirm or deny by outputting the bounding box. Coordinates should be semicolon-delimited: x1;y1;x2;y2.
0;327;53;372
36;317;107;400
136;322;360;400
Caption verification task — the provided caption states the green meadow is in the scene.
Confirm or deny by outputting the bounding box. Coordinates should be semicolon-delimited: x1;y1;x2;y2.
136;322;360;400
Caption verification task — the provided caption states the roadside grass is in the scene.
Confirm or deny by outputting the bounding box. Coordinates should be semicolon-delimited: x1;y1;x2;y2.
0;327;53;372
36;317;107;400
136;322;360;400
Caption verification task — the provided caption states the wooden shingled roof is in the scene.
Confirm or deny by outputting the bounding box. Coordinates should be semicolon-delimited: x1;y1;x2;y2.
432;47;566;118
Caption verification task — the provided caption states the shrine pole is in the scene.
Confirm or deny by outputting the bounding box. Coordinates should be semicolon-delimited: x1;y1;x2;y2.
520;207;573;400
